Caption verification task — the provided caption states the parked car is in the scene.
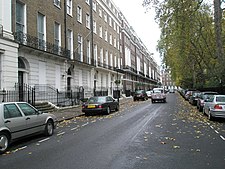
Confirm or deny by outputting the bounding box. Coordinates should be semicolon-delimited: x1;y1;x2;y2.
151;88;166;103
133;90;148;101
82;96;119;115
169;89;175;93
189;91;201;106
197;91;218;112
203;95;225;120
146;90;153;98
0;102;57;154
184;90;197;101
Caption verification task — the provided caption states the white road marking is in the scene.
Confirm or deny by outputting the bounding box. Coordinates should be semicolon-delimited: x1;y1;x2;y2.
71;126;79;131
220;135;225;141
215;130;219;134
38;138;50;143
57;132;65;136
18;146;27;150
82;122;89;127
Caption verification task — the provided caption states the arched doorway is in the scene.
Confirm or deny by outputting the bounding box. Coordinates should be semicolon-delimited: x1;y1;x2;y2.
18;57;28;101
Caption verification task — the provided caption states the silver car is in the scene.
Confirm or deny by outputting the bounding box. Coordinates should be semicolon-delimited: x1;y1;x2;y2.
0;102;57;154
203;95;225;120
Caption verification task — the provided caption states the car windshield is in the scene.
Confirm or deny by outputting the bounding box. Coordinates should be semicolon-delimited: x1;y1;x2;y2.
216;96;225;102
203;94;216;99
88;97;106;103
193;92;199;97
154;90;162;93
136;90;143;94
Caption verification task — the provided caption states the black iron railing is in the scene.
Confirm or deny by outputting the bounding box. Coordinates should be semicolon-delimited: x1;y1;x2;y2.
0;24;3;37
14;31;71;59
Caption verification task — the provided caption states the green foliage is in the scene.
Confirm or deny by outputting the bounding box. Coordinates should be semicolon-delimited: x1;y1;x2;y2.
143;0;222;88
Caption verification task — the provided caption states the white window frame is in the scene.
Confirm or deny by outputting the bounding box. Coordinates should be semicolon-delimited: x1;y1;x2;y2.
99;26;102;38
37;12;46;50
114;37;116;48
87;40;91;64
54;22;61;53
86;13;90;29
94;44;97;65
104;30;107;41
54;0;61;8
77;6;82;23
113;21;116;31
67;0;72;16
100;48;103;64
109;17;112;27
93;20;97;34
99;8;102;17
16;1;27;34
67;29;73;59
78;35;83;62
110;53;113;66
105;50;108;65
104;13;107;22
85;0;90;5
125;46;131;67
93;1;96;11
109;34;112;45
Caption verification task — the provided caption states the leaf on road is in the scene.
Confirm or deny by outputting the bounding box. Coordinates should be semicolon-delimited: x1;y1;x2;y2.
173;145;180;149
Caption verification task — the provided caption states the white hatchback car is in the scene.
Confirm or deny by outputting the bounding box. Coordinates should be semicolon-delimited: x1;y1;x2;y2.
0;102;57;154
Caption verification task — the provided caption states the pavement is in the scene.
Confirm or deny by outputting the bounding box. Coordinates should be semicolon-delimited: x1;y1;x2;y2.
52;97;133;122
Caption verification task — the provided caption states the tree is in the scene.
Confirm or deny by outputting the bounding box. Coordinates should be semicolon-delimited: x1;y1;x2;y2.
143;0;222;88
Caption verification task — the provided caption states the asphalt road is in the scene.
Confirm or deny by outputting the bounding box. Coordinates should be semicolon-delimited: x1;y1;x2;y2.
1;93;225;169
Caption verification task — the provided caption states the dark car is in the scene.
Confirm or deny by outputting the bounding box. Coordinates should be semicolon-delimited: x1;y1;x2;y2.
189;91;201;106
197;92;218;112
184;90;197;101
133;90;148;101
82;96;119;115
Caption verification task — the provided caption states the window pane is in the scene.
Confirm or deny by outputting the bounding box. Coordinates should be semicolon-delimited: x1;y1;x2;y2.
4;104;22;119
18;103;36;116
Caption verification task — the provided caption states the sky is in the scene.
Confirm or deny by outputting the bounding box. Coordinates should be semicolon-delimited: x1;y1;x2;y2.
112;0;161;65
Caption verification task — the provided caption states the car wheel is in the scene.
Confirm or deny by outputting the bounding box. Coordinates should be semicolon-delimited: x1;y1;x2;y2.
0;132;10;154
152;100;154;103
115;104;119;111
45;120;54;136
208;110;214;121
106;106;110;115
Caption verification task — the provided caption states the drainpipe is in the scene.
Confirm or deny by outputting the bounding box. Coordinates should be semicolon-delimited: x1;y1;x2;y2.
90;0;94;65
64;0;67;52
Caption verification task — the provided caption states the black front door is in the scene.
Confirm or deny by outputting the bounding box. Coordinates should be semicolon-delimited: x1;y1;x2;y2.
18;71;24;101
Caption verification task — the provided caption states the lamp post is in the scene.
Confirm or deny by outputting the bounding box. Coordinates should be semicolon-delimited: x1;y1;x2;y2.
116;67;119;103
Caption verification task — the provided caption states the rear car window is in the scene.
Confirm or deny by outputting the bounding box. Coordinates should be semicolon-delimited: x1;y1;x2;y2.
216;96;225;102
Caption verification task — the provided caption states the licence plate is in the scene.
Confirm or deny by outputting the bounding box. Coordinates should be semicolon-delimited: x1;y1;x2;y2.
88;105;95;108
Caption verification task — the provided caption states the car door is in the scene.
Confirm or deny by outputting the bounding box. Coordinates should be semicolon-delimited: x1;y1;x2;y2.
106;96;114;110
17;103;45;135
3;103;27;139
204;96;214;115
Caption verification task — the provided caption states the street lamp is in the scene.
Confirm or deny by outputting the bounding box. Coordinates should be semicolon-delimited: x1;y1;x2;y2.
115;67;120;103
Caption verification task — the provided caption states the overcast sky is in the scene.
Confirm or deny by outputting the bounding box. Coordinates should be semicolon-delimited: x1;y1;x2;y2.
112;0;161;65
